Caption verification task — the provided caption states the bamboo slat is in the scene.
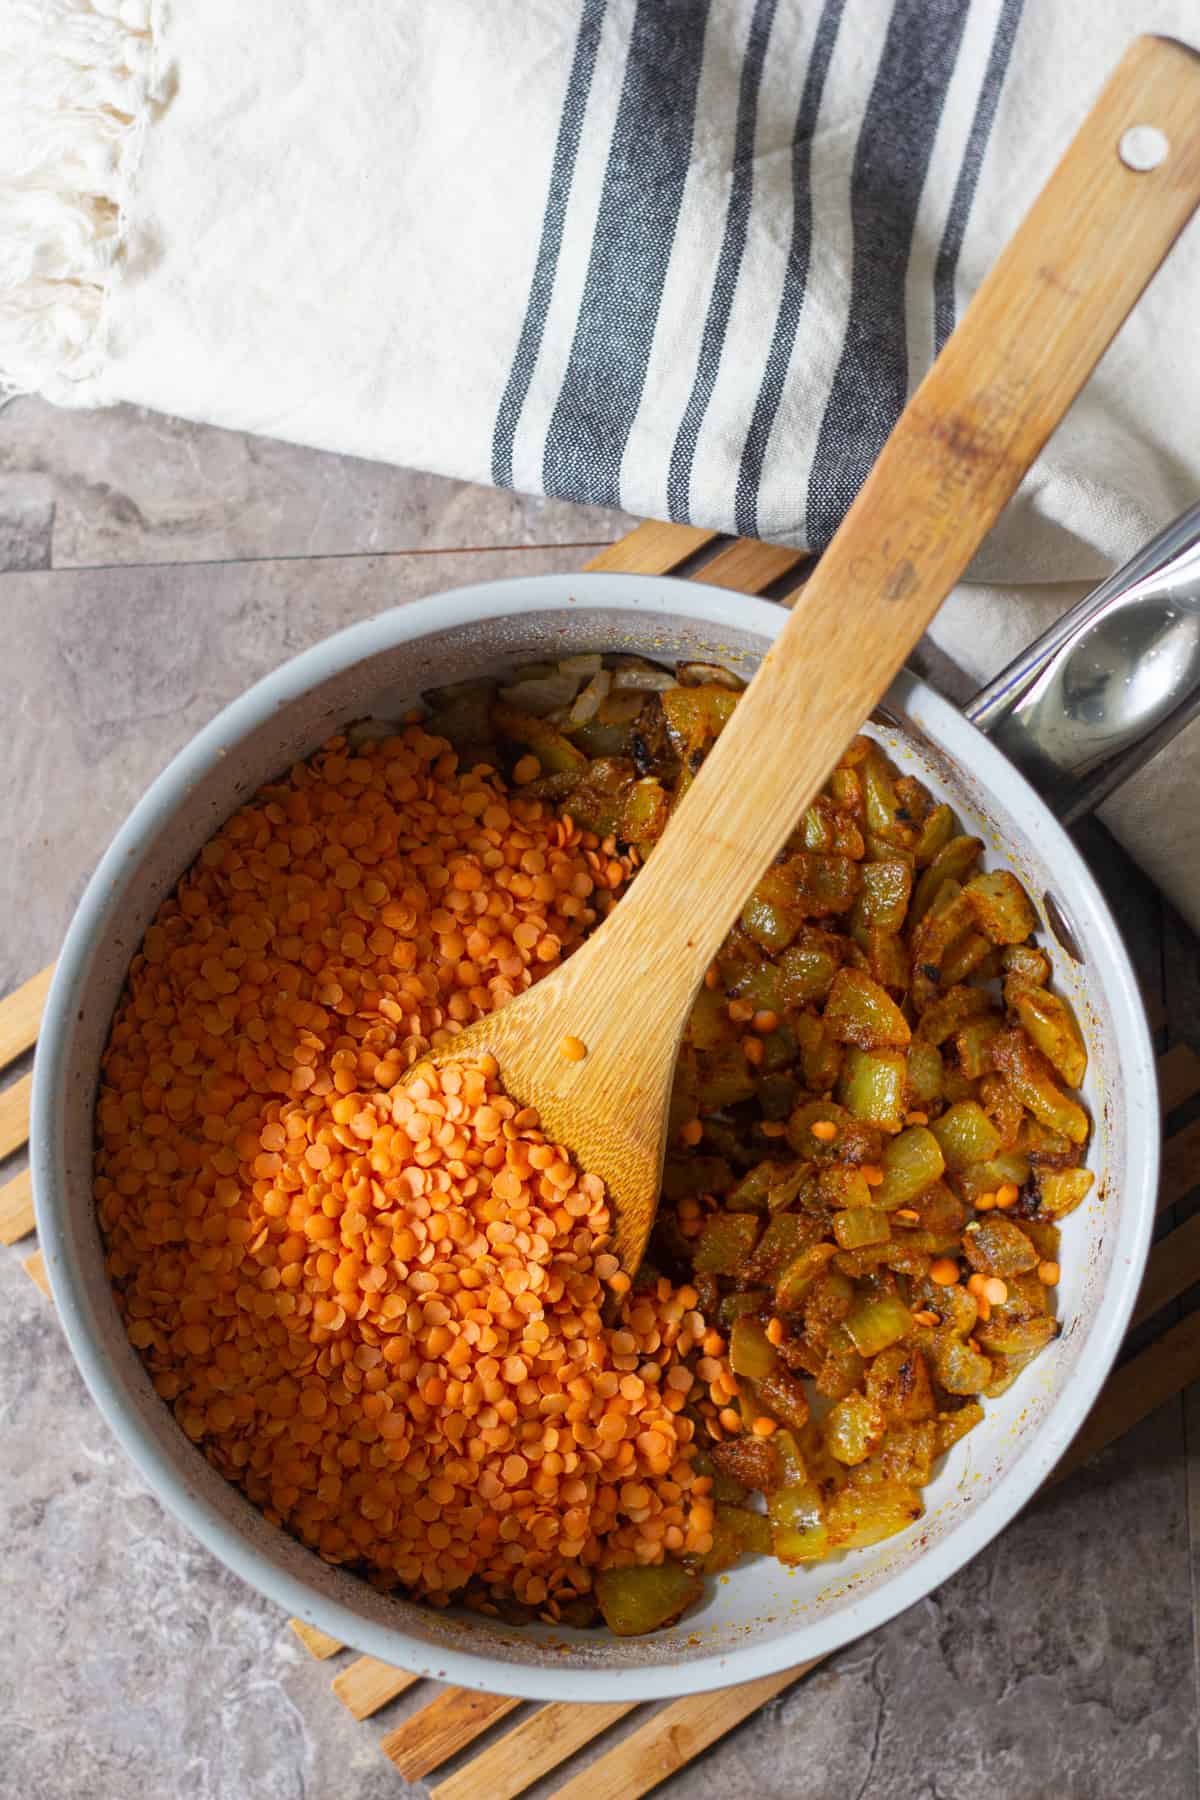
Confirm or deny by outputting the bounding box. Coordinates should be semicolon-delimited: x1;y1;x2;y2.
691;539;808;594
22;1250;50;1299
583;522;717;575
288;1620;345;1661
381;1688;521;1781
545;1666;807;1800
331;1654;419;1720
0;964;54;1069
0;1074;33;1162
0;1169;34;1246
431;1699;636;1800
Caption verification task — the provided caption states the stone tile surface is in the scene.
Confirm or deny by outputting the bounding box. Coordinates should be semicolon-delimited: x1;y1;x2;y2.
0;398;635;569
0;544;601;994
1;403;1198;1799
0;472;55;572
657;1405;1195;1800
0;1248;404;1800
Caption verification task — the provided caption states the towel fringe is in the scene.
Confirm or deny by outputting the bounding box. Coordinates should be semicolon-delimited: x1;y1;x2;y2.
0;0;157;404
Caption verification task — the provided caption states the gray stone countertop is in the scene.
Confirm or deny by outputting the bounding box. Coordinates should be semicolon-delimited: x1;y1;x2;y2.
2;398;1199;1800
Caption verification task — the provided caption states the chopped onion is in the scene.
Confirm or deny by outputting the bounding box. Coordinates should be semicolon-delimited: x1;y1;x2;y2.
558;653;604;678
677;662;746;690
610;668;676;692
597;691;647;726
568;669;613;725
499;669;582;716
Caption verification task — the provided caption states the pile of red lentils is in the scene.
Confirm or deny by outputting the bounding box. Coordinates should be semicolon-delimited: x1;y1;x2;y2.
96;725;723;1618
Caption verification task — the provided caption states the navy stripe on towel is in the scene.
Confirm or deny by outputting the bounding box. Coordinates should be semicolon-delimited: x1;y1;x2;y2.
543;0;713;511
491;0;608;491
733;0;846;539
934;0;1025;351
806;0;972;550
665;0;777;524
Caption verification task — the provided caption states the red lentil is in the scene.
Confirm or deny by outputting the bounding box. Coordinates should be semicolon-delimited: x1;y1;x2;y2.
96;725;732;1621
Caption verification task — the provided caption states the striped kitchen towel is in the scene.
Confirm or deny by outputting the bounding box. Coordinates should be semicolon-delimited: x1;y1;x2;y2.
6;0;1200;925
4;0;1198;583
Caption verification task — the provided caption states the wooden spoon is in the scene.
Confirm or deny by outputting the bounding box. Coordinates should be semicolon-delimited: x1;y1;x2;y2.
425;35;1200;1272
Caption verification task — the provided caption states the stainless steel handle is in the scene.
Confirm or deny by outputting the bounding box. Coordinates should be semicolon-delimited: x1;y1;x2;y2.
966;502;1200;821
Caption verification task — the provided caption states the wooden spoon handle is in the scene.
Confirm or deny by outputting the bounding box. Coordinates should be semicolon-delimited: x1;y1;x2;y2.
597;32;1200;1022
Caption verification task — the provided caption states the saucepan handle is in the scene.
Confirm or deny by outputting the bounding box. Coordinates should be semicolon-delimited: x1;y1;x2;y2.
965;502;1200;821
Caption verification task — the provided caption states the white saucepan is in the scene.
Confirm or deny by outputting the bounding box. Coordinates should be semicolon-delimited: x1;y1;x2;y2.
31;511;1200;1699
